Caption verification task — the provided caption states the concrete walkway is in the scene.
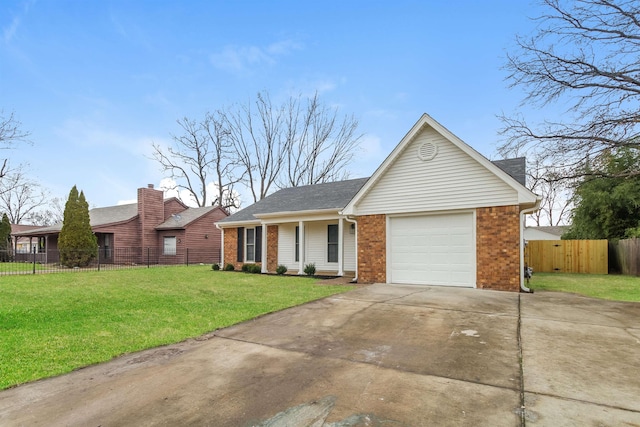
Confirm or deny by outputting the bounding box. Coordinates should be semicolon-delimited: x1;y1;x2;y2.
1;284;639;426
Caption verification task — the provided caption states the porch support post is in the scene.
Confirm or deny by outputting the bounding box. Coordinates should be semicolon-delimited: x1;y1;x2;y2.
219;226;224;268
261;223;268;273
44;235;48;264
297;221;305;275
338;217;344;276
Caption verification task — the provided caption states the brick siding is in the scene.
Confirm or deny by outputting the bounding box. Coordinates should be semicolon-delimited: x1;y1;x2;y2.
267;225;278;272
223;228;242;270
357;214;386;283
476;205;521;291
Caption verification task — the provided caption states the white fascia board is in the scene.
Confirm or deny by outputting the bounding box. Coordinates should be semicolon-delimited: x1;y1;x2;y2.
342;113;538;215
215;220;261;228
255;208;341;224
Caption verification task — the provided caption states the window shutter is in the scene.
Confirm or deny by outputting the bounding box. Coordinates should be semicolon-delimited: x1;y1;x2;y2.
237;227;244;262
255;226;262;262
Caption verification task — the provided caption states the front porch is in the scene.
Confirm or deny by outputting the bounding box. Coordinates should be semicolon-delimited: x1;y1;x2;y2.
221;216;358;278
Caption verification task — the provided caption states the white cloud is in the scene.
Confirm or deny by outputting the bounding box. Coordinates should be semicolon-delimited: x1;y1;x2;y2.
2;16;20;44
266;39;303;55
210;38;302;74
158;178;242;210
2;0;34;44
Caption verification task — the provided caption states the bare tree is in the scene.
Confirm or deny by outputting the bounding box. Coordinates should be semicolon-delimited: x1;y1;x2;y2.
0;110;30;179
226;91;362;202
225;92;288;202
0;171;49;224
500;0;640;179
281;92;362;187
526;159;574;226
151;111;241;209
24;197;64;226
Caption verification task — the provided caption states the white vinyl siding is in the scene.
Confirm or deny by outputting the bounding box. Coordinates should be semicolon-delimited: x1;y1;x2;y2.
277;221;356;272
278;224;297;270
355;126;519;215
388;212;475;287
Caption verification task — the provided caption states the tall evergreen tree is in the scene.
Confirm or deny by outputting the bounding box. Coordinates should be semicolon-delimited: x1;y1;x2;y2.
58;185;97;267
0;213;11;261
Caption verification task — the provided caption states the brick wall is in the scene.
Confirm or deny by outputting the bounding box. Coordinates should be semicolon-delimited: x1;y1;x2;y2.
223;228;242;270
183;207;228;263
357;214;386;283
476;205;521;291
267;225;278;272
138;186;164;250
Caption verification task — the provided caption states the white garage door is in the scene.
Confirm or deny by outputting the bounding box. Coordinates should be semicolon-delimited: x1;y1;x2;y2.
389;213;475;287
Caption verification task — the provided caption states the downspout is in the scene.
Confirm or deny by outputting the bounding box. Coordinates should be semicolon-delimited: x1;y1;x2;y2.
344;216;358;282
215;223;224;268
519;199;541;293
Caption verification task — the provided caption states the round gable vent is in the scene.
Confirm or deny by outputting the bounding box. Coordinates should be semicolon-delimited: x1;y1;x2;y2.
417;141;438;161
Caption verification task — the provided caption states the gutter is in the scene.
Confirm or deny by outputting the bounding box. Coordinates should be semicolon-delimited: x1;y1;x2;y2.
344;216;358;282
519;199;542;293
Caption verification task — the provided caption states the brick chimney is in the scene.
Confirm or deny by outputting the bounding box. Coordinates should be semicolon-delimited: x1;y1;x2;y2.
138;185;164;250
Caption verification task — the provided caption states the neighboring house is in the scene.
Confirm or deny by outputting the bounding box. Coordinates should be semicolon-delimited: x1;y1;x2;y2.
524;226;569;241
216;113;540;291
13;185;228;264
10;224;47;253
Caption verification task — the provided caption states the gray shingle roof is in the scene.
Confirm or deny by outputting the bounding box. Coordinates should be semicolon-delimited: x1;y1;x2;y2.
90;203;139;226
492;157;526;186
156;206;219;229
13;203;140;235
219;178;370;223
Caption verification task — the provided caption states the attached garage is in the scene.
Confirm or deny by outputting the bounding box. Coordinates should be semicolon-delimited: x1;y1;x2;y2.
388;212;475;287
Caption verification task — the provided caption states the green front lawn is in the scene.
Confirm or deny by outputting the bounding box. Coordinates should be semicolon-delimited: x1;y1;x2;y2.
529;272;640;302
0;266;354;390
0;262;45;273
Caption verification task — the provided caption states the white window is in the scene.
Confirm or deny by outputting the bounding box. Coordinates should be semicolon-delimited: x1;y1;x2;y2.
164;236;176;255
246;228;255;262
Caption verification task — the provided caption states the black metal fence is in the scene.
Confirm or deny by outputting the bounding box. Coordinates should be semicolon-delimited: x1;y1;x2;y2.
0;247;220;275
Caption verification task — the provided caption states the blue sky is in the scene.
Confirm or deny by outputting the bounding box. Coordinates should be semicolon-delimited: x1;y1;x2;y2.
1;0;545;208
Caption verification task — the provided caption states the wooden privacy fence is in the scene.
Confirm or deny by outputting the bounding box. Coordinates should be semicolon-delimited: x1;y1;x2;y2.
609;238;640;276
526;240;608;274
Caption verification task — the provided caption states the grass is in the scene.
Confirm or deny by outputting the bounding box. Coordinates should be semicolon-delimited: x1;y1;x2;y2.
0;266;354;390
529;272;640;302
0;262;46;273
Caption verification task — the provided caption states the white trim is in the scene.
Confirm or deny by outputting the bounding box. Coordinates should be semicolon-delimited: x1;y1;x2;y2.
261;224;268;273
255;208;339;220
216;220;261;228
297;221;305;275
337;218;344;276
245;227;256;263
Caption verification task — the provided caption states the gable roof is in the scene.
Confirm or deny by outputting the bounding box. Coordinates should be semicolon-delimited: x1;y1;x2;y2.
342;114;539;215
156;205;227;229
218;178;369;225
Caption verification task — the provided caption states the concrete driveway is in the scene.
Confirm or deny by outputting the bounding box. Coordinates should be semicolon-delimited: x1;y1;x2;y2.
1;284;639;426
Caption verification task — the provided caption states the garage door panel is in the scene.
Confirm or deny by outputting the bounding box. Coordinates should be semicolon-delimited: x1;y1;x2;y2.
390;213;475;287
